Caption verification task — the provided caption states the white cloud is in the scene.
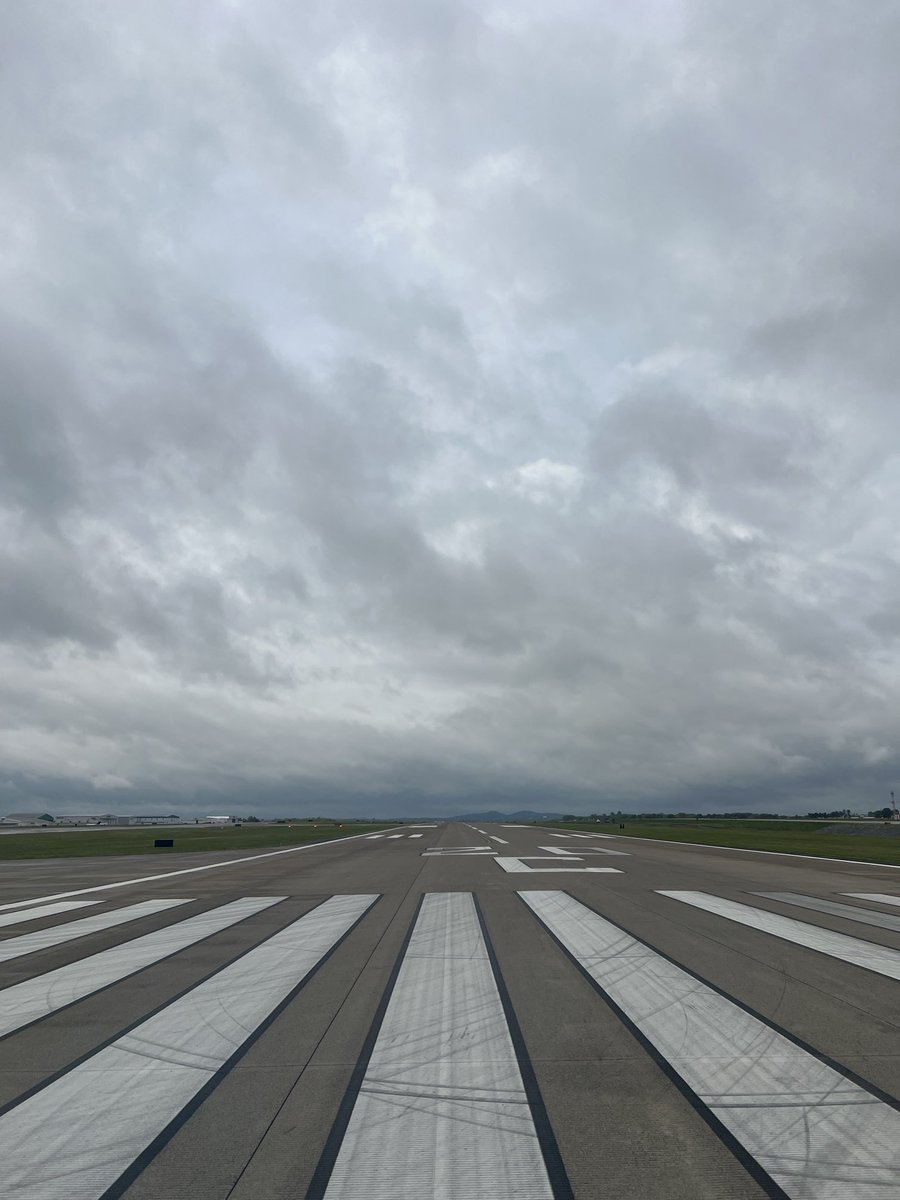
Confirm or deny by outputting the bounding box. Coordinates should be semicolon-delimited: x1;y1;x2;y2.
496;459;584;508
91;774;134;791
2;0;900;815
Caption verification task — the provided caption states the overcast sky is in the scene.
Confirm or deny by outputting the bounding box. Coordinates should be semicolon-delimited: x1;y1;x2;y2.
3;1;900;817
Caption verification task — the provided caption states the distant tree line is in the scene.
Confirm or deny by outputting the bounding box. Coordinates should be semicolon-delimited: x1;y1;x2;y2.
574;810;859;821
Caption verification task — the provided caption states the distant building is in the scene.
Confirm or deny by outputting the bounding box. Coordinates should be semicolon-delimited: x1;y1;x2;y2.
0;813;55;826
205;815;234;824
114;815;181;826
55;814;117;826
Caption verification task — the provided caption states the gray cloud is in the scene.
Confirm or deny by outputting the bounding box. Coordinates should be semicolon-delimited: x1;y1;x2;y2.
2;0;900;816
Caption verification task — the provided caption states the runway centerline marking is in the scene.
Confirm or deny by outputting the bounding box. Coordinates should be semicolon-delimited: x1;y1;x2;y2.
0;896;286;1041
308;892;569;1200
0;899;189;965
0;894;379;1200
659;891;900;983
522;889;900;1200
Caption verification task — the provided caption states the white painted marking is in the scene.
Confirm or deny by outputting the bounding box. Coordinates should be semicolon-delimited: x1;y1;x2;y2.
755;892;900;933
525;892;900;1200
408;825;438;828
386;834;404;839
0;894;378;1200
600;832;900;870
0;828;400;914
548;833;573;839
321;893;555;1200
522;890;900;1199
408;834;424;839
501;825;530;828
488;835;509;844
495;857;621;874
421;845;496;856
536;845;629;858
0;900;189;965
659;891;900;983
366;835;385;840
0;896;285;1039
476;828;487;835
538;846;576;856
844;893;900;908
0;900;99;929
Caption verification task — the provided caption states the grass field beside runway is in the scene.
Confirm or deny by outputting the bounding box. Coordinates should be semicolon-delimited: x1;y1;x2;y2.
549;819;900;866
0;822;394;860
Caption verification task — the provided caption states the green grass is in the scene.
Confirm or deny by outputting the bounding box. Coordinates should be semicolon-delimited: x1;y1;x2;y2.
547;819;900;866
0;822;394;860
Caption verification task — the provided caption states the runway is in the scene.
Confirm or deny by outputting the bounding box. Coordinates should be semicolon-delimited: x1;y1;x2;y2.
2;822;900;1198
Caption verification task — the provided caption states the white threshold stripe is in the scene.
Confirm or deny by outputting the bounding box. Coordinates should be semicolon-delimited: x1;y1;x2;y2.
659;892;900;983
0;900;188;965
522;890;900;1198
0;893;378;1200
408;834;424;838
754;892;900;933
844;894;900;908
0;900;99;929
320;893;557;1200
0;828;398;914
489;835;509;844
0;896;285;1039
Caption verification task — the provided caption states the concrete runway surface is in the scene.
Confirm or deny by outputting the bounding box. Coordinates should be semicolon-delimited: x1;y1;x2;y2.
2;822;900;1198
